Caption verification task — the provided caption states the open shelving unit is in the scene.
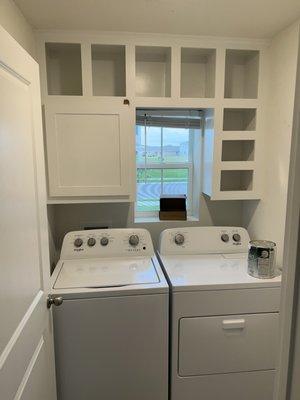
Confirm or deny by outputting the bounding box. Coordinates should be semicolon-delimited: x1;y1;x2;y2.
180;48;216;98
91;44;126;96
38;33;265;203
135;46;171;97
45;43;83;96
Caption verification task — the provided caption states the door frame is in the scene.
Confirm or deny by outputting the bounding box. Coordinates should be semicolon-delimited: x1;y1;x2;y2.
274;28;300;400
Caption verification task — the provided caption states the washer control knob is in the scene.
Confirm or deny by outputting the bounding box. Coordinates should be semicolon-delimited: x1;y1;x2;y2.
221;234;230;243
74;238;83;248
87;237;96;247
129;235;139;247
100;237;109;246
233;233;241;242
174;233;185;245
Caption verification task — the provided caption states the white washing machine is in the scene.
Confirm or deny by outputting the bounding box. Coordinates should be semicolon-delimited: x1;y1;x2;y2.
158;226;281;400
51;228;168;400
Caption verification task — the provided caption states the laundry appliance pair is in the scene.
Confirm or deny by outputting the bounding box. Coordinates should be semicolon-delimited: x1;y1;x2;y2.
51;227;281;400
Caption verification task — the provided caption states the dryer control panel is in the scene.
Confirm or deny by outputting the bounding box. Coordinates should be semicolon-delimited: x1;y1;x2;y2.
159;226;250;255
61;228;154;259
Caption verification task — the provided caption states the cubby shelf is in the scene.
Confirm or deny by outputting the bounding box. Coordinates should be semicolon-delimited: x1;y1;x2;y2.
224;49;259;99
223;108;256;131
45;43;83;96
180;48;216;98
220;170;254;192
221;140;255;162
135;46;171;97
91;44;126;96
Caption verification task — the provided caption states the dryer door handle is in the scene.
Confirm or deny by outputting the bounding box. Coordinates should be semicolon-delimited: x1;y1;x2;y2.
222;318;245;330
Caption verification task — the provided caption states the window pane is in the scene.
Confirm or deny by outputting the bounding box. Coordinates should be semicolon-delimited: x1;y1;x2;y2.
162;127;190;163
162;169;188;196
137;168;161;212
146;126;161;163
136;125;145;164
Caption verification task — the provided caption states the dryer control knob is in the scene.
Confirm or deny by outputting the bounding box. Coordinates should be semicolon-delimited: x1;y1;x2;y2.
221;234;230;243
233;233;241;242
74;238;83;248
129;235;139;247
174;233;185;245
87;237;96;247
100;237;109;246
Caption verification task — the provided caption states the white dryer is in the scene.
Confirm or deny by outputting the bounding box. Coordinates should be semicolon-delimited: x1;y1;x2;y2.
158;226;281;400
51;228;168;400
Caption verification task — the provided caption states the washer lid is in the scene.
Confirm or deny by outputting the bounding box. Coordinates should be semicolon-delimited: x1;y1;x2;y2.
53;257;160;289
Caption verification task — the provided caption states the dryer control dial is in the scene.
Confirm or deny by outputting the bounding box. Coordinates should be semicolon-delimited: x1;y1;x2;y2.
100;237;109;246
233;233;241;242
174;233;185;245
87;238;96;247
129;235;140;247
74;238;83;248
221;233;229;243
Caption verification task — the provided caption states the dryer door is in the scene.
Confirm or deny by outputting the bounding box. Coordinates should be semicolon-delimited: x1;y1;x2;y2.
178;313;278;376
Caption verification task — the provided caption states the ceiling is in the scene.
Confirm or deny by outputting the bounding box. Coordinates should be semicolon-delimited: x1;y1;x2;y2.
14;0;300;39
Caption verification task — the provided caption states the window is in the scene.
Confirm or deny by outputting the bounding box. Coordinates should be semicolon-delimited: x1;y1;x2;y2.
136;109;202;216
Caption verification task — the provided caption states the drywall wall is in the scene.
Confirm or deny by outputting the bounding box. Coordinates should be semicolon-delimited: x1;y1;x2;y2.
48;197;243;263
0;0;35;57
243;22;300;268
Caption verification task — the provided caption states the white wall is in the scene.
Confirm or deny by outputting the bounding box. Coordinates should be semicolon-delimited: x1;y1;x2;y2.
243;22;300;268
0;0;35;57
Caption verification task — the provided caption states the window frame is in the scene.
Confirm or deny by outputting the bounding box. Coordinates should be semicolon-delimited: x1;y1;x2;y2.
135;123;195;217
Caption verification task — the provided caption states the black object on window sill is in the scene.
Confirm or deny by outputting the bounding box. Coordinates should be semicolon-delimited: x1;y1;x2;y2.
159;195;187;221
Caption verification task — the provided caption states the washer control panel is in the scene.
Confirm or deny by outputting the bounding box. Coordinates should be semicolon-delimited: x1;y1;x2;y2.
159;226;250;255
61;228;154;259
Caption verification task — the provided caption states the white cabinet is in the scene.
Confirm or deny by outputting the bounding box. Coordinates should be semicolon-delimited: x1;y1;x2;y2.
45;100;133;199
38;33;267;202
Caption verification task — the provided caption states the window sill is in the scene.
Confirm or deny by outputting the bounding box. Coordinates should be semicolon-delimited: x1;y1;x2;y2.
134;215;199;224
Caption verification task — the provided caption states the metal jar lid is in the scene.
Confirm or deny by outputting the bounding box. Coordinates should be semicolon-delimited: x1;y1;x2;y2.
249;240;276;249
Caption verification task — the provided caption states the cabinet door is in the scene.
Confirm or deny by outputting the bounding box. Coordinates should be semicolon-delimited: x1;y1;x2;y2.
44;101;133;197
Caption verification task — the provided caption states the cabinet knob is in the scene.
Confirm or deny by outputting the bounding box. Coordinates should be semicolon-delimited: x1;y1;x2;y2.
123;99;130;105
47;295;63;309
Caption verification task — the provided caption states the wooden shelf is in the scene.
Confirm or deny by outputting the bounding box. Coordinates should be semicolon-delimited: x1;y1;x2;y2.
92;44;126;96
45;43;82;96
225;49;259;99
135;46;171;97
180;48;216;98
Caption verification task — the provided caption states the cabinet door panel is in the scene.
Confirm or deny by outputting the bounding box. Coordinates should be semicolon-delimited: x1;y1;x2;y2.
45;102;132;197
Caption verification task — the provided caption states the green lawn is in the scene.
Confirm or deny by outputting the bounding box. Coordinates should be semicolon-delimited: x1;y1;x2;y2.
137;168;188;182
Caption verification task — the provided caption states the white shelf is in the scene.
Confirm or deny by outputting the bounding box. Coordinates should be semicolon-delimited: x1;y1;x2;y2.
225;49;259;99
220;170;254;192
45;43;83;96
223;108;256;131
180;48;216;98
135;46;171;97
222;140;255;161
91;44;126;96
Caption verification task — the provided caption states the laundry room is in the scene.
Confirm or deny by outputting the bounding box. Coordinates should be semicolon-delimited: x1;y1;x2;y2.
1;1;300;400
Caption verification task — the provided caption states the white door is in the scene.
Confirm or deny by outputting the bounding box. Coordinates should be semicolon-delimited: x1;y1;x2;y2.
0;26;57;400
